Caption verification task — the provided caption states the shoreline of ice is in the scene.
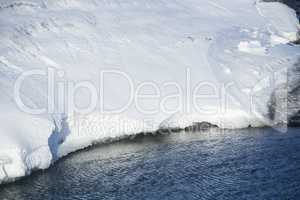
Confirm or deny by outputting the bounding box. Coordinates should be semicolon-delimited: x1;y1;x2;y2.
0;0;299;184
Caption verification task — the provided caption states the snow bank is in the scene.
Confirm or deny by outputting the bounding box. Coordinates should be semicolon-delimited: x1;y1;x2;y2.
0;0;299;183
0;112;53;182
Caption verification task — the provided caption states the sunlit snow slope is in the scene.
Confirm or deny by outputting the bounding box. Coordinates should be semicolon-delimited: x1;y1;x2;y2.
0;0;299;183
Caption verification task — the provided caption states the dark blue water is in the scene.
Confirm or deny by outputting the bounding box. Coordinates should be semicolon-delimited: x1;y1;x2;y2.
0;128;300;200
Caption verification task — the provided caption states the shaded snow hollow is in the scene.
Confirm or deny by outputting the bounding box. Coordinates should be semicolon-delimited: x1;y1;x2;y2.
0;0;299;183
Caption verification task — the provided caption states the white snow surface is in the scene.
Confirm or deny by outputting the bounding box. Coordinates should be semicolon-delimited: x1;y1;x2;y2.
0;0;299;183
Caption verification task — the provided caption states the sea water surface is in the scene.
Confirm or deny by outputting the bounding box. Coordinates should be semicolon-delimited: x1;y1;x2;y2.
0;128;300;199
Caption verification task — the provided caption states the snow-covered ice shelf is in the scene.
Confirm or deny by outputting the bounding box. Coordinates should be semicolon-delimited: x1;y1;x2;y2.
0;0;299;183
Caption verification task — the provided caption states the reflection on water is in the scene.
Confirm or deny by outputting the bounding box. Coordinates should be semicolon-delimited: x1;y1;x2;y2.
1;128;300;200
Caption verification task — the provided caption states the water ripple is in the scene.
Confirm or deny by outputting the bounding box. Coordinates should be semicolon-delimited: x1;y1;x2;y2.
1;128;300;200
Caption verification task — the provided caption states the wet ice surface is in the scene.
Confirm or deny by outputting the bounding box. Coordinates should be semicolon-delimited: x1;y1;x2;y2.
0;128;300;200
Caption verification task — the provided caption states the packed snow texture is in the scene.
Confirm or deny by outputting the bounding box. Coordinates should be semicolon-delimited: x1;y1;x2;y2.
0;0;299;183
